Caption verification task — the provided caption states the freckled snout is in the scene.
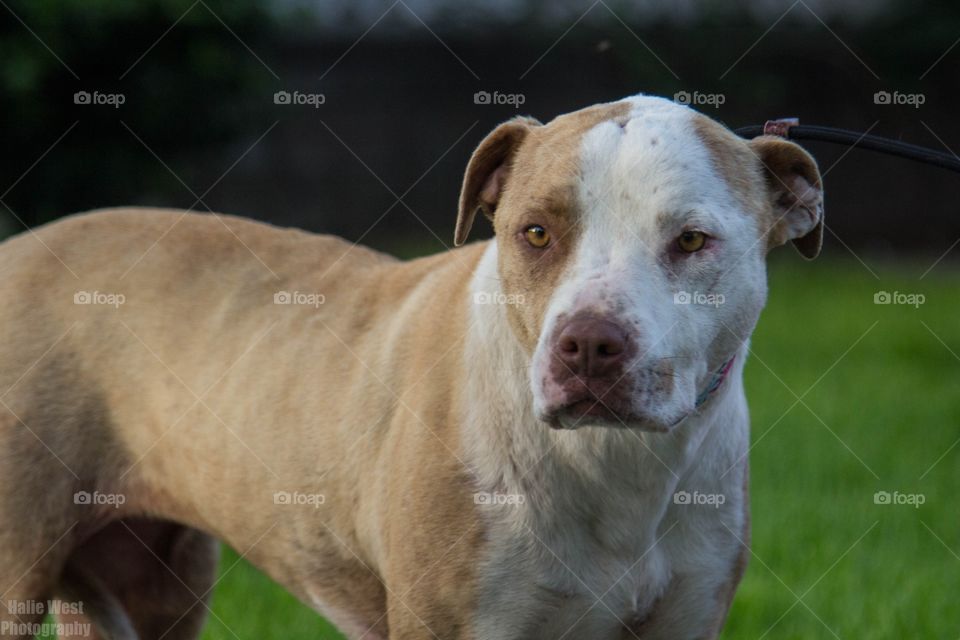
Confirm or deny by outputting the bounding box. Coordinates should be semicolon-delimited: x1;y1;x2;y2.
555;316;629;377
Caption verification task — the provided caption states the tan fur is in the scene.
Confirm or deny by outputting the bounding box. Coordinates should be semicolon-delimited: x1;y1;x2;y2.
0;209;489;638
460;101;631;351
747;136;825;258
693;114;768;215
693;117;824;258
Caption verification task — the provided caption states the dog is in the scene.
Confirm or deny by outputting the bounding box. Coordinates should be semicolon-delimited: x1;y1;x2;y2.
0;94;823;639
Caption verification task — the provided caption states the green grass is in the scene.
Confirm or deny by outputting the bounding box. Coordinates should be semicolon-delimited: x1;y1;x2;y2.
201;546;346;639
721;256;960;639
201;256;960;639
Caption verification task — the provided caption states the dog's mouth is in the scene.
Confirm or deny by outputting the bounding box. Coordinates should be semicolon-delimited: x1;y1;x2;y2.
535;346;686;431
549;396;620;425
541;392;672;432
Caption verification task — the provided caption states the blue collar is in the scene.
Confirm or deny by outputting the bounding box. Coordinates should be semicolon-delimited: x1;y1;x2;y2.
694;355;736;408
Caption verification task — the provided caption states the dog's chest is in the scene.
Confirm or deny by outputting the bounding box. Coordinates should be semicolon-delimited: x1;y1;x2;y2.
471;483;680;639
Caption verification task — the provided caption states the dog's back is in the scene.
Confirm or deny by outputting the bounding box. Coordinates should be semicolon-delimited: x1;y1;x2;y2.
0;208;483;639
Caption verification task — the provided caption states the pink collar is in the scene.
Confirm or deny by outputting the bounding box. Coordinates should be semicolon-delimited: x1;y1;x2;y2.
694;355;736;408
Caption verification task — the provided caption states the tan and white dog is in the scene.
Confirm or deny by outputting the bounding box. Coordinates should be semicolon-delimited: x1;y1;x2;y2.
0;94;823;639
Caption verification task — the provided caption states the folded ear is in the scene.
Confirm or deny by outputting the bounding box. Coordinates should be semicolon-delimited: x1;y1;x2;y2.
455;116;540;247
748;136;824;259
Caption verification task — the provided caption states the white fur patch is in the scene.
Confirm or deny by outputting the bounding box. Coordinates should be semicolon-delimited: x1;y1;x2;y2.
531;95;765;429
463;95;757;639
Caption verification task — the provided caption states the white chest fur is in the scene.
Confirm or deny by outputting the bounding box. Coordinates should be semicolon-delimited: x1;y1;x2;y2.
463;244;749;639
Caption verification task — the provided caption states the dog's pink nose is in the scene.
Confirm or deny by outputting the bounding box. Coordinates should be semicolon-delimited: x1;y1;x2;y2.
555;317;629;377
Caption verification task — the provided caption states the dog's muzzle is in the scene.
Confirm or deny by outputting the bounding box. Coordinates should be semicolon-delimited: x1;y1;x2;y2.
540;313;646;428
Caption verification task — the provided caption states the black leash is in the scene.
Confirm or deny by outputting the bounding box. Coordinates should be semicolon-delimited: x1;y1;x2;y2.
735;119;960;173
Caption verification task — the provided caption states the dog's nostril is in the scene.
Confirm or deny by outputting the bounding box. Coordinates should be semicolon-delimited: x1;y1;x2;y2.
597;341;623;357
560;337;579;354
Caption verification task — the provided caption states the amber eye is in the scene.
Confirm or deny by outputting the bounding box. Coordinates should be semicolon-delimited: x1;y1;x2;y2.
677;230;707;253
524;225;551;248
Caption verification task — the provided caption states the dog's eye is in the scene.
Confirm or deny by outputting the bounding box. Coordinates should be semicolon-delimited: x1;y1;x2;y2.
677;230;706;253
525;225;551;248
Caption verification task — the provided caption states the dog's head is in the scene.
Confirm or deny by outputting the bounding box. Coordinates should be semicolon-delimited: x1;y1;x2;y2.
456;95;823;431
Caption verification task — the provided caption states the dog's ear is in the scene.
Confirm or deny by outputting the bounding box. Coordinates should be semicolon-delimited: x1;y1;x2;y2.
748;136;824;259
455;116;540;247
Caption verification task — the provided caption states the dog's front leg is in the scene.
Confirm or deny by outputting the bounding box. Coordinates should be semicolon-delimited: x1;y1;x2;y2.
623;572;731;640
375;497;484;639
377;524;483;640
379;569;477;640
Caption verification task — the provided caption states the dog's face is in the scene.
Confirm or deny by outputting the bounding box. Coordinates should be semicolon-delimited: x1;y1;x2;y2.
456;96;823;431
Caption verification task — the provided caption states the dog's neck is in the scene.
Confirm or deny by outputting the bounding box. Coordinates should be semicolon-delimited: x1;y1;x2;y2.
461;242;747;526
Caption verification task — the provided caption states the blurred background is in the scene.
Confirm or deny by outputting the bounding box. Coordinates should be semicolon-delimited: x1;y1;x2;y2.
2;1;958;638
3;0;960;253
